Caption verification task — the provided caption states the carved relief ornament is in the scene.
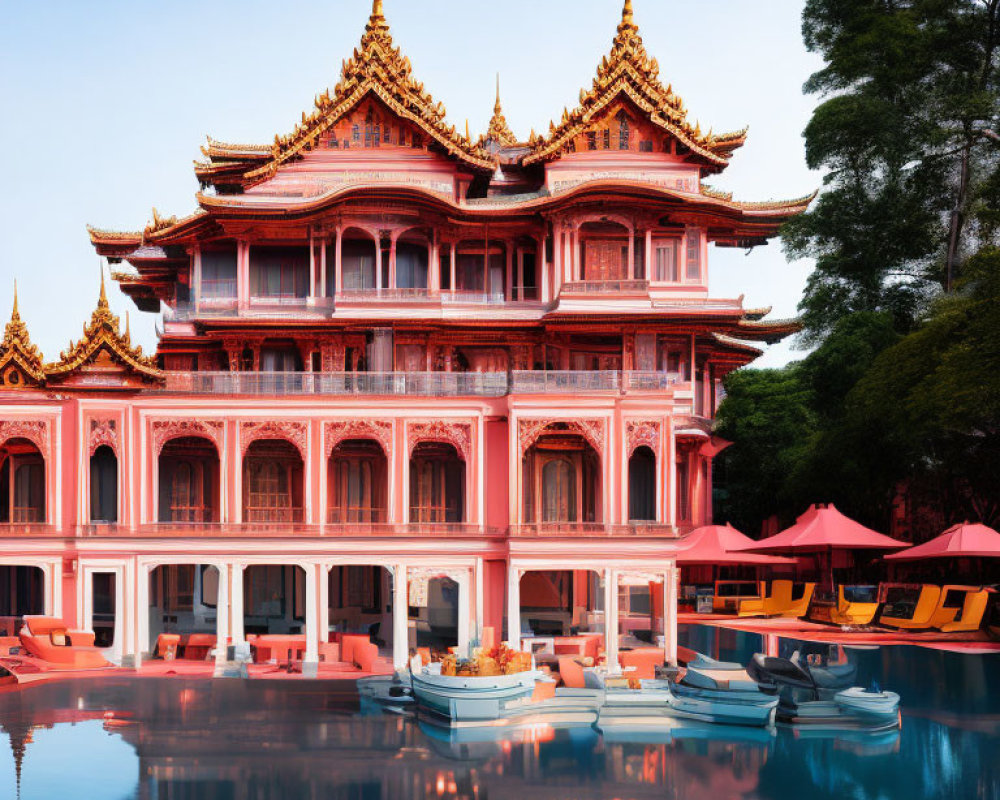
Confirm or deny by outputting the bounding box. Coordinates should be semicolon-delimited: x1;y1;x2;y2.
518;418;605;456
88;418;119;456
626;418;662;456
0;419;50;458
151;419;224;456
407;420;472;462
240;420;309;457
325;419;393;457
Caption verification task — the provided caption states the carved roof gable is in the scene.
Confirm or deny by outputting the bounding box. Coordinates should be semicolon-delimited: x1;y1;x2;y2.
524;0;747;169
199;0;493;187
44;273;162;385
0;284;45;389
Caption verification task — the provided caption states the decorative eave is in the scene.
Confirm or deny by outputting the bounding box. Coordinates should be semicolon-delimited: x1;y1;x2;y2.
734;316;802;344
210;0;495;187
44;273;162;383
0;283;45;387
523;0;746;170
712;332;764;357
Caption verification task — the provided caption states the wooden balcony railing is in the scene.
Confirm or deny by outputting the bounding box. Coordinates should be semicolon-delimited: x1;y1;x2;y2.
164;505;215;524
327;507;387;525
511;522;678;538
12;507;44;524
560;280;649;294
241;507;305;524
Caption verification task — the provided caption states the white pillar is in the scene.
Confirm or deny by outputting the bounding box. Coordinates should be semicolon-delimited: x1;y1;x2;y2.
304;563;319;670
214;563;230;672
192;246;202;312
308;230;317;299
319;565;330;656
604;568;619;671
475;557;485;644
319;236;328;299
375;234;383;292
334;227;343;297
457;570;471;657
539;235;549;302
506;566;521;650
627;228;635;280
644;229;653;281
449;243;457;294
230;563;244;647
665;564;679;665
135;562;151;669
392;564;408;670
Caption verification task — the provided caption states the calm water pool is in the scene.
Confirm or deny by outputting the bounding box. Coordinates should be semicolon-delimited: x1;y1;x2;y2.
1;625;997;800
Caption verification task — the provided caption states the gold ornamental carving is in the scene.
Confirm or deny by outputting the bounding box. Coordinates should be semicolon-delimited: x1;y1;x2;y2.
626;418;661;456
518;418;605;456
240;420;309;457
0;419;50;458
88;418;119;456
152;419;224;456
407;420;472;462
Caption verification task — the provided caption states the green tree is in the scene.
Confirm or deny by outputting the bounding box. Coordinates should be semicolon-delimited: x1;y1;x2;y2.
783;0;1000;342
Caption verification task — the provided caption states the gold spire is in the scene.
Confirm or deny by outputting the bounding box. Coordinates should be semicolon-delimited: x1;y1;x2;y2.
484;73;519;148
368;0;387;31
0;280;45;386
620;0;636;32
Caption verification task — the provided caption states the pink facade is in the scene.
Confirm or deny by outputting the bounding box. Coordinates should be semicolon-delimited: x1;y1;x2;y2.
0;0;805;674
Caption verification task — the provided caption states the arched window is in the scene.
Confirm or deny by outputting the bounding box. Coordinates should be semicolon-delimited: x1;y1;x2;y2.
329;440;387;524
243;440;303;523
158;437;220;523
89;445;118;523
0;438;45;524
628;446;656;522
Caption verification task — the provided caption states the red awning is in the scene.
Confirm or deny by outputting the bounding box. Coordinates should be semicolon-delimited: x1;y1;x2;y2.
676;524;797;565
885;522;1000;561
735;504;909;552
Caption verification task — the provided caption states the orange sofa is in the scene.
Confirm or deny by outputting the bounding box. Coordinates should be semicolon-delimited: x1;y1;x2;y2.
19;616;111;669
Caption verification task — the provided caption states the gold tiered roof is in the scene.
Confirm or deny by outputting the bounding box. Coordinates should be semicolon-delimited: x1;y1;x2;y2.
197;0;494;187
45;272;161;381
524;0;747;169
0;283;45;386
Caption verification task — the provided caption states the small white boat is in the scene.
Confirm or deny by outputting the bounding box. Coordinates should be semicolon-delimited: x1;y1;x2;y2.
835;686;901;717
668;655;779;727
410;663;543;722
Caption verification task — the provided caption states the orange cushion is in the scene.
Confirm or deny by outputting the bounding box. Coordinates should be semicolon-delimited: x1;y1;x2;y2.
50;630;68;647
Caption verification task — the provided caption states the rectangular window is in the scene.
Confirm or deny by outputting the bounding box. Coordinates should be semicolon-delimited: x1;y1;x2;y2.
200;248;238;298
250;247;309;299
685;228;702;282
653;240;680;282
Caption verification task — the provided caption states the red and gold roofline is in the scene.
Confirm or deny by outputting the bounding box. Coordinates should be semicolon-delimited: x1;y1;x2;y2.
0;282;46;388
523;0;747;170
196;0;494;189
44;273;162;384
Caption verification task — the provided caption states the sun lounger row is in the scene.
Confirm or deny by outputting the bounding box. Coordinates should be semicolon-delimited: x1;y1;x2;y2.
879;585;990;632
737;580;816;618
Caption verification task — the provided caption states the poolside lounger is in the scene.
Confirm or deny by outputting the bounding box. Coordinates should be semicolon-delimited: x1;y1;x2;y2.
772;583;816;618
738;580;782;618
938;590;990;633
829;586;879;626
879;585;942;629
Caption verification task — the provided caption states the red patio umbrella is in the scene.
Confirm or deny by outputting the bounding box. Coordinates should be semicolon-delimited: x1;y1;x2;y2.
676;524;797;566
734;504;909;590
884;522;1000;561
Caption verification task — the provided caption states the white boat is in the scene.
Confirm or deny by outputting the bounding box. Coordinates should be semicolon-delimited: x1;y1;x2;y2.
410;663;543;722
668;655;780;727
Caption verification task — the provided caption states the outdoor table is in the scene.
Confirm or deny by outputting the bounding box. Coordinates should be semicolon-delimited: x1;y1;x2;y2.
251;634;307;668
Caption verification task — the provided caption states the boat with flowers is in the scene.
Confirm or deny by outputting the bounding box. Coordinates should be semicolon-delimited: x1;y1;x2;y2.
410;646;544;722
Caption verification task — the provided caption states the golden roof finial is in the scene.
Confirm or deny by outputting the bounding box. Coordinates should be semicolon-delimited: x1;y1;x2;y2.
495;73;503;115
1;279;45;384
11;279;18;321
620;0;637;33
98;262;109;310
485;73;518;147
368;0;387;30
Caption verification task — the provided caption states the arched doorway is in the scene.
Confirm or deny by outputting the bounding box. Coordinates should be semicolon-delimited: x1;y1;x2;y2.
522;430;600;526
89;445;118;523
628;446;656;522
0;438;45;523
158;437;220;523
578;220;633;282
409;442;465;523
328;439;388;524
243;440;304;523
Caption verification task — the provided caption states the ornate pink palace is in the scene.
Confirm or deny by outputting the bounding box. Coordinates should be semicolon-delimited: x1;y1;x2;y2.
0;1;805;674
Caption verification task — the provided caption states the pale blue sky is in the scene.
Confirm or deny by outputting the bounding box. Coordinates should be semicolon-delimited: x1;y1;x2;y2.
0;0;821;367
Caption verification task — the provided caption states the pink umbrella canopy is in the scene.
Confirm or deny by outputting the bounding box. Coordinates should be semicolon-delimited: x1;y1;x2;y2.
735;504;909;552
885;522;1000;561
676;524;797;565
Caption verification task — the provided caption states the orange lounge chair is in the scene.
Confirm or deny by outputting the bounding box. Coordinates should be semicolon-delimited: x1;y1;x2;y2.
880;585;942;629
772;583;816;618
557;656;586;688
19;616;111;669
619;648;663;680
353;640;379;672
938;590;990;633
829;586;879;626
155;633;181;660
738;581;775;618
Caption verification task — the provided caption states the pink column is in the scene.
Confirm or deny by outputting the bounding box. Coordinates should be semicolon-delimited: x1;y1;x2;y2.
334;227;343;297
319;235;327;299
237;241;250;311
429;234;440;292
389;233;398;290
192;246;202;312
552;226;563;296
375;234;383;292
505;243;513;301
644;229;653;281
627;227;635;280
449;243;457;295
538;235;549;302
308;230;317;299
227;419;241;524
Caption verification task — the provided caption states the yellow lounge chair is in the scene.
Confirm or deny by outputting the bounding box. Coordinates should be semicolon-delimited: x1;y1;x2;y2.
938;590;990;633
761;580;794;616
879;585;942;629
830;586;879;626
771;582;816;618
737;581;769;617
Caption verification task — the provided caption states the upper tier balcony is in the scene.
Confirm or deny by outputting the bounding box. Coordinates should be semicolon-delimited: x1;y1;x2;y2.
156;371;687;397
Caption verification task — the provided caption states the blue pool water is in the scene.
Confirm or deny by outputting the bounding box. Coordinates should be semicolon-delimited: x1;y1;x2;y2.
1;624;997;800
